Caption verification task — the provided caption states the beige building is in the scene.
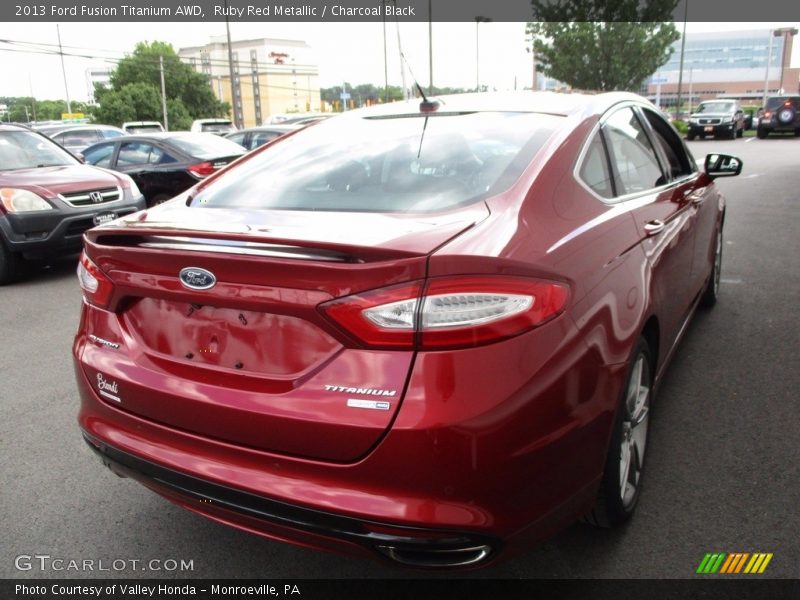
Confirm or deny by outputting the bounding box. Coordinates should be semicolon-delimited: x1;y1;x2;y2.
179;36;322;128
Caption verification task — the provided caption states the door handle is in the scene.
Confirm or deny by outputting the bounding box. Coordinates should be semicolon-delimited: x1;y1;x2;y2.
644;220;665;235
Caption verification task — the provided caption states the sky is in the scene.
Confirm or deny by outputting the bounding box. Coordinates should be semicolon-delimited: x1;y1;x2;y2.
1;21;799;103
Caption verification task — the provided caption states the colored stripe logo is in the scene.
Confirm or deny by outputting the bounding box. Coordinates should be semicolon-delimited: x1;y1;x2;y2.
697;552;773;574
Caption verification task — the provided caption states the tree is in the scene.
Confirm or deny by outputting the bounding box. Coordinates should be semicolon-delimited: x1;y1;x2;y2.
92;41;228;127
527;0;679;92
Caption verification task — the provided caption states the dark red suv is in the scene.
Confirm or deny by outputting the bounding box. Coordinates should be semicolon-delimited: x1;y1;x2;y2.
73;92;741;568
0;124;145;283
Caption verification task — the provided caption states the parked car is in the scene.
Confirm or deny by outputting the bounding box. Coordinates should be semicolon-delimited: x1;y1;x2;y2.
0;124;145;284
73;92;740;568
687;99;745;140
224;124;300;150
36;124;126;156
81;133;246;206
756;95;800;138
268;113;333;125
190;118;236;135
121;121;164;134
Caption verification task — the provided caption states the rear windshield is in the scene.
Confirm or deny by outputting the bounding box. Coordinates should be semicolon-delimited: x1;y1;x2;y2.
167;134;247;159
765;97;800;110
0;130;77;170
126;125;162;133
696;102;735;113
201;123;235;133
190;111;561;213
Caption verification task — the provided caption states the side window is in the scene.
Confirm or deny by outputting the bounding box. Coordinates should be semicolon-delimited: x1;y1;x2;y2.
226;132;246;147
602;107;665;195
640;108;695;179
82;142;115;167
103;130;124;139
252;131;280;148
579;131;614;199
118;142;168;166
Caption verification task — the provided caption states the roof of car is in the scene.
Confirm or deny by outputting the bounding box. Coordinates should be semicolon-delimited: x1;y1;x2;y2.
345;91;652;120
233;124;301;133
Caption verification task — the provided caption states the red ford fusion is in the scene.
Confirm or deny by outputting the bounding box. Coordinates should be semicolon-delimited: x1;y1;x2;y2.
73;92;741;568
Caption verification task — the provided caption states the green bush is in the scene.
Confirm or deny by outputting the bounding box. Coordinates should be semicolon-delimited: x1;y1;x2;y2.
671;119;688;134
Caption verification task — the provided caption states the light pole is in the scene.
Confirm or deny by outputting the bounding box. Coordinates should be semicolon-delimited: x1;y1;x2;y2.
675;1;689;119
474;17;491;92
774;27;798;93
687;68;701;115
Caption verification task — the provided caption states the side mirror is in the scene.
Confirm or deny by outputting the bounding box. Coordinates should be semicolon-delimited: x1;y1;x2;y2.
705;153;742;179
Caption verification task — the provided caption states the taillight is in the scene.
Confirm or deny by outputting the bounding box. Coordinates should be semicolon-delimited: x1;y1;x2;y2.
188;161;215;178
321;276;569;350
77;252;114;308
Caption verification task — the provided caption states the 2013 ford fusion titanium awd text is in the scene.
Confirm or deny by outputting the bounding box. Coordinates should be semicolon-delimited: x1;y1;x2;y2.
73;92;741;569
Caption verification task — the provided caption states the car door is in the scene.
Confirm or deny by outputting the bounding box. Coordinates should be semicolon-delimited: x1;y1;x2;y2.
637;106;716;297
82;141;117;168
116;140;185;202
601;105;697;354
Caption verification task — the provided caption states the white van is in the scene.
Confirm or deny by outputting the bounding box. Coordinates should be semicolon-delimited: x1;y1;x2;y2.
190;119;236;135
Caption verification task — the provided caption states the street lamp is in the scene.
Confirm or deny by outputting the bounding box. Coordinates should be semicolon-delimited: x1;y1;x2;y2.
764;27;799;106
774;27;798;93
474;16;491;92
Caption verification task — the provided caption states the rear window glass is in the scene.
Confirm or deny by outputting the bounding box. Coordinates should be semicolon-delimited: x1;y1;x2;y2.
168;134;246;159
190;111;561;213
201;123;235;133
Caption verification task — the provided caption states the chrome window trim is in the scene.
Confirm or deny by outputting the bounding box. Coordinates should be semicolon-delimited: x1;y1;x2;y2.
573;101;699;206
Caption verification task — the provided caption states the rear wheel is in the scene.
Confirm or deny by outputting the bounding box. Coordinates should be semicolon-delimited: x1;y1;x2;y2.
584;338;653;528
0;240;24;285
149;194;171;206
700;226;723;308
757;127;768;139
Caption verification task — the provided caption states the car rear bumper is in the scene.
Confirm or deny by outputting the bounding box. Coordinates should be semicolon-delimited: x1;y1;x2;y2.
74;313;623;568
1;196;144;258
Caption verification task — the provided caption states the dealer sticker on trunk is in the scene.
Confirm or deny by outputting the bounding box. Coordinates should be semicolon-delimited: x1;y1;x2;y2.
346;399;391;411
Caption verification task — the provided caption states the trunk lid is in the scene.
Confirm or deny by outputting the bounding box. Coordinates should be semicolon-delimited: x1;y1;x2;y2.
80;202;488;461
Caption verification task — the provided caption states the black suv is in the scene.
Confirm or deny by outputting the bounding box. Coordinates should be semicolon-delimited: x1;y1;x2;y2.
757;96;800;138
687;99;746;140
0;124;145;284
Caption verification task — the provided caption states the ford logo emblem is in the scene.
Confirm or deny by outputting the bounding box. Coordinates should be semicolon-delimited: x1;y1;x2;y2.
179;267;216;290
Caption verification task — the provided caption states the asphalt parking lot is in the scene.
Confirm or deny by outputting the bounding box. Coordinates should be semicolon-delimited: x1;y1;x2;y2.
1;134;798;580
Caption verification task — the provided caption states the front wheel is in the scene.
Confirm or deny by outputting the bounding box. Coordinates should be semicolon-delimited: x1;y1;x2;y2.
0;240;24;285
584;338;653;528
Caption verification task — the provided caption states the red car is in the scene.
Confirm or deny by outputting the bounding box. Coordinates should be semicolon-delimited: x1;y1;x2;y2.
73;92;741;568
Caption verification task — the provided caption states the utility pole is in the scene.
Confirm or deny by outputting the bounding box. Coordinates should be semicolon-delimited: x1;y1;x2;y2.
382;0;388;102
223;0;239;128
428;0;433;95
56;24;72;119
762;31;774;107
159;55;169;131
675;1;689;119
475;17;491;92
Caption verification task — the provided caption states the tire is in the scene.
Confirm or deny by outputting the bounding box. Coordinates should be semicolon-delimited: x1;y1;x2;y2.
687;131;696;141
794;129;800;137
149;194;171;207
736;127;744;138
0;240;24;285
757;127;768;139
700;226;723;308
584;338;653;528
